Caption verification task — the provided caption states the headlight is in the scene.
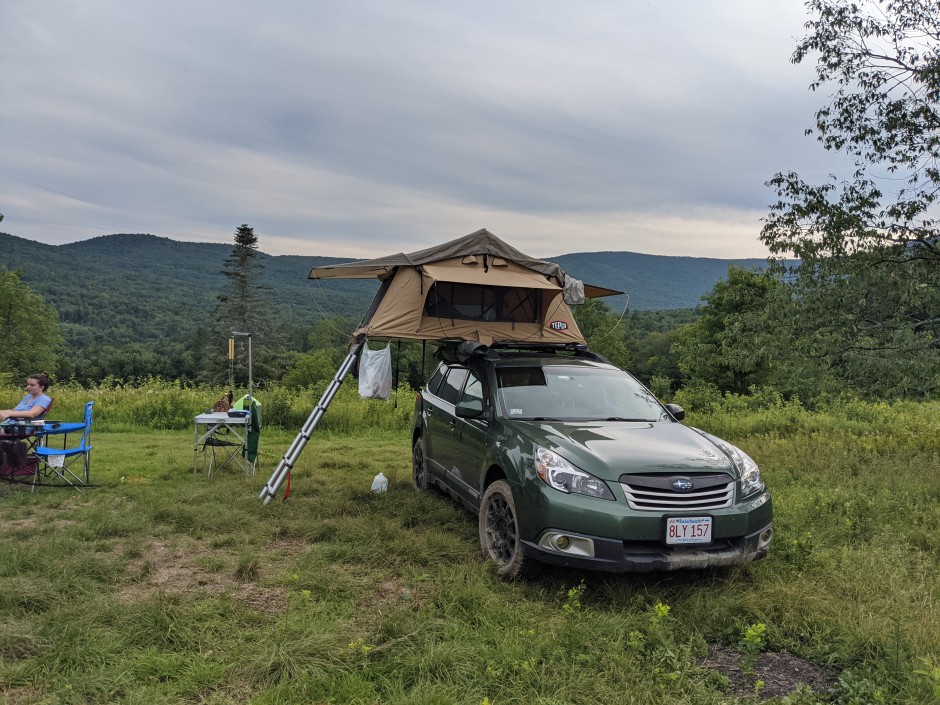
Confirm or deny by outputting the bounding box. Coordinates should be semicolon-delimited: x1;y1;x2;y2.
534;446;614;500
734;448;764;499
697;430;766;500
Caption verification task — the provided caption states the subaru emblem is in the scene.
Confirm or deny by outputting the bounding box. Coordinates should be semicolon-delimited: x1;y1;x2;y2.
671;478;694;492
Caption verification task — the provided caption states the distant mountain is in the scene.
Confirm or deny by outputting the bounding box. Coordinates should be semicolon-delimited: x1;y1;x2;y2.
0;231;775;370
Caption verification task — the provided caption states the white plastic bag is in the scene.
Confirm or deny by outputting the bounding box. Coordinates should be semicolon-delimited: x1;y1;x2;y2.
358;344;393;400
371;472;388;493
563;274;585;305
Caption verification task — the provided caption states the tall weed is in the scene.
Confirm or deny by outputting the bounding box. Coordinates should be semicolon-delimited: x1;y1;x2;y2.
0;378;414;433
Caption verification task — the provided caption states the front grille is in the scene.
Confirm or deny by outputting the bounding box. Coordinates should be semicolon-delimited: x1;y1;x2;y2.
620;473;734;511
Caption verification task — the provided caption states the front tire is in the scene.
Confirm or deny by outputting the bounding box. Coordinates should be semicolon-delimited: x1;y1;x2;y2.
479;480;530;580
412;438;429;491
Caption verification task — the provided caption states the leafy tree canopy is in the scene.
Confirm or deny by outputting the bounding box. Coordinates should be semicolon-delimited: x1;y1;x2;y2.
764;0;940;264
0;269;62;380
674;267;786;395
572;298;629;369
761;0;940;397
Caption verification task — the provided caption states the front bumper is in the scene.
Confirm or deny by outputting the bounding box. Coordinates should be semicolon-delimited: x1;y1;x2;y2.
521;522;773;573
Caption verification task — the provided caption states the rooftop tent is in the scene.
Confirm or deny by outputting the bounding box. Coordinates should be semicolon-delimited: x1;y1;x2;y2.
260;229;623;504
309;228;622;346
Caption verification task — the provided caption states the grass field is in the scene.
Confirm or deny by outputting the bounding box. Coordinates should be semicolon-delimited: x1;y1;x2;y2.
1;396;939;704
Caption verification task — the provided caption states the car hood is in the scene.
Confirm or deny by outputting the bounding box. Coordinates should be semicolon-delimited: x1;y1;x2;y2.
509;419;738;479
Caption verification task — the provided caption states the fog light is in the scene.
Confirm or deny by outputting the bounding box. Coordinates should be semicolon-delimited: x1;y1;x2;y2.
759;528;773;547
538;532;595;557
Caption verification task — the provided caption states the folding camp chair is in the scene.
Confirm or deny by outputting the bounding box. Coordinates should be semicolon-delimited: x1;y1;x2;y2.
204;432;250;477
33;401;93;491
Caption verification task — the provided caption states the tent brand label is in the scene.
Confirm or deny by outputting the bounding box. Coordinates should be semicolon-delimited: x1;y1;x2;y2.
548;320;569;331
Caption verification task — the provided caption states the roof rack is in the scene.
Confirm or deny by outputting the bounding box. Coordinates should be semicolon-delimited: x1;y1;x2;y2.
435;340;610;365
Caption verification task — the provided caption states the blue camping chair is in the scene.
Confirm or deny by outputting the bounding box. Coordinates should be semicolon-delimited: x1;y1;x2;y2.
33;401;93;491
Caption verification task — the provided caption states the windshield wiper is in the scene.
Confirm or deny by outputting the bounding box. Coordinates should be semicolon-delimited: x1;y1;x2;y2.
603;416;651;422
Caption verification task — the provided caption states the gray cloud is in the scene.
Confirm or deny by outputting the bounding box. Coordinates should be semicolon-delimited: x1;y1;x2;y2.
1;0;839;259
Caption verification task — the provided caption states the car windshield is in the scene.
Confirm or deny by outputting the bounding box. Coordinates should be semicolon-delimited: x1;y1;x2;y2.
496;365;667;421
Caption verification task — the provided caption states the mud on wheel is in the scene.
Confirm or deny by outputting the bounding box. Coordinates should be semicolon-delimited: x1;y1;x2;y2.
479;479;530;580
412;437;429;491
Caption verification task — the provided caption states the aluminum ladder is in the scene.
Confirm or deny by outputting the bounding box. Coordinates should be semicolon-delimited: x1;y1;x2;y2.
258;339;364;504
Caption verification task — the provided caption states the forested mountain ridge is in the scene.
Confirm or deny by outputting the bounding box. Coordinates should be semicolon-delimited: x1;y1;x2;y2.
552;250;778;311
0;231;773;314
0;231;773;379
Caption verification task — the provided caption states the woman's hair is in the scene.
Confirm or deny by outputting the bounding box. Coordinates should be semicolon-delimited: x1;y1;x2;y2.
28;372;51;391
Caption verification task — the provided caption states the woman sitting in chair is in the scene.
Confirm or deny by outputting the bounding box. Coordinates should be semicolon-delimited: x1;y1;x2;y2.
0;372;53;421
0;372;52;472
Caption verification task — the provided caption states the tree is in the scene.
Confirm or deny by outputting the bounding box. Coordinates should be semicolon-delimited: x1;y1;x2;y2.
764;0;940;263
210;224;282;386
675;267;786;395
762;0;940;397
216;225;272;335
572;298;630;369
0;269;62;379
281;349;340;389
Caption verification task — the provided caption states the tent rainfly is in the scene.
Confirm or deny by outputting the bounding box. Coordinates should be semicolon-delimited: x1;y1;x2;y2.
259;229;623;504
309;228;621;347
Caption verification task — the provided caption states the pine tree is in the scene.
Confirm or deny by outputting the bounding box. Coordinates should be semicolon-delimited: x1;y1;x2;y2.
207;225;279;385
217;225;270;335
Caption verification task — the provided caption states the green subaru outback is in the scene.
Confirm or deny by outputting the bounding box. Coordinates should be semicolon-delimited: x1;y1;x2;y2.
411;343;772;579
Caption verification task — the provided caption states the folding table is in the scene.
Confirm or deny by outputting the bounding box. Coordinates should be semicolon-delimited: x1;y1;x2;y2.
193;411;256;476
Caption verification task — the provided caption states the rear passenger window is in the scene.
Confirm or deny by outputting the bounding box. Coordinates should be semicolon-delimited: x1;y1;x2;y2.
426;364;447;396
439;367;469;405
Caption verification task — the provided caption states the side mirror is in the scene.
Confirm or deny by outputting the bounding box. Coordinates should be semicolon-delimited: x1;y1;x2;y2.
455;399;485;419
665;403;685;421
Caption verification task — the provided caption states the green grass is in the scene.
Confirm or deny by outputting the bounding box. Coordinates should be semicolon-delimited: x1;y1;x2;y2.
1;400;939;704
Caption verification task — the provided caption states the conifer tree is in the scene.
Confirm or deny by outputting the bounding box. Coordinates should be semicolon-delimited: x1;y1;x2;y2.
208;224;279;385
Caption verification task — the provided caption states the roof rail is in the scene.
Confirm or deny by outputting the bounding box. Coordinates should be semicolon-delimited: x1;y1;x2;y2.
486;342;611;364
434;340;613;365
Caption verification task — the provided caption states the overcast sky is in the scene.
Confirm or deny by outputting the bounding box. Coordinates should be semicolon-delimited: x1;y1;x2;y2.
0;1;837;260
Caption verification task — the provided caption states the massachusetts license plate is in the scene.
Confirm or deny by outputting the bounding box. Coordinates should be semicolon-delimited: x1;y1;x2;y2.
666;517;712;545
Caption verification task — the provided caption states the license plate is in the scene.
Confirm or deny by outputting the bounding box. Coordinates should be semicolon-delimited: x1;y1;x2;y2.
666;517;712;545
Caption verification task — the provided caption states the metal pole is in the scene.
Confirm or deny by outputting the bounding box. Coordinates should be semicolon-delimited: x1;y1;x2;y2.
247;335;253;406
232;331;252;405
258;340;364;504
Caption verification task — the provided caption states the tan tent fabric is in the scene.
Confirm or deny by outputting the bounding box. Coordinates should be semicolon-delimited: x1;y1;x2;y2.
310;228;569;284
314;229;619;346
419;259;560;289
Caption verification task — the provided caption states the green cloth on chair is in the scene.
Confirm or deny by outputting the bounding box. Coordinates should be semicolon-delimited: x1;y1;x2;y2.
243;399;261;462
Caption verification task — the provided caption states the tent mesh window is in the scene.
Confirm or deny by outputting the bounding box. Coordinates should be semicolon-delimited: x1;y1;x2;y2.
425;283;542;323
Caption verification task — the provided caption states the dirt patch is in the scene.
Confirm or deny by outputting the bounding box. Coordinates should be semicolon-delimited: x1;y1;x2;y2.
367;579;422;610
233;581;288;614
0;516;77;533
701;643;835;701
119;538;287;614
264;536;310;557
0;685;48;705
